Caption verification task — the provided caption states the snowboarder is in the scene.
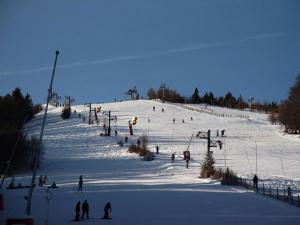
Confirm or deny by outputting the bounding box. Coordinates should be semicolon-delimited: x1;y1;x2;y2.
78;175;83;193
125;136;128;143
75;201;81;221
221;129;225;137
171;153;175;161
137;139;140;148
253;174;258;189
39;175;43;187
81;200;89;220
156;146;159;154
103;202;112;219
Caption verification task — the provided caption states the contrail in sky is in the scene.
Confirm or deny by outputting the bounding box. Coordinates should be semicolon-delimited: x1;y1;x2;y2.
0;31;292;77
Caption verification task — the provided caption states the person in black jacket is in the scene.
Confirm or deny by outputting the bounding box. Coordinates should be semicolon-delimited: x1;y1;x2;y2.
81;200;89;220
78;175;83;193
253;174;258;189
103;202;112;219
75;201;81;221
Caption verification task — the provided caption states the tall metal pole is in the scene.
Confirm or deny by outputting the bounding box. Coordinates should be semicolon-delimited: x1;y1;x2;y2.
26;50;59;215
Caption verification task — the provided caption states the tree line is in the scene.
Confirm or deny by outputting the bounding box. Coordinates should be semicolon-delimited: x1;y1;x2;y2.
270;75;300;134
146;86;278;112
0;88;42;174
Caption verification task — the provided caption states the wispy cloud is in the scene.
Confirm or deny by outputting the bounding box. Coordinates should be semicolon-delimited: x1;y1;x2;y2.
0;31;292;77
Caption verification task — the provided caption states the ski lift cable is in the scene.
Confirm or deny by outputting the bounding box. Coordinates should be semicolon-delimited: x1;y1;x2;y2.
280;148;288;187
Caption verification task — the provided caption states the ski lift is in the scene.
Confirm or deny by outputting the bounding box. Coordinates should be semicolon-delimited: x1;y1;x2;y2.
183;150;190;161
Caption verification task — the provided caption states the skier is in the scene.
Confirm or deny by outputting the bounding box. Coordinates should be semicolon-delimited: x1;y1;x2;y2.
162;108;164;112
39;175;43;187
78;175;83;193
156;146;159;154
287;186;292;199
216;130;219;137
103;202;112;219
115;130;118;136
190;117;193;121
125;136;128;143
221;129;225;137
253;174;258;189
173;118;175;124
43;175;48;185
75;201;81;221
81;200;89;220
137;139;140;148
153;106;155;111
182;119;185;123
171;153;175;161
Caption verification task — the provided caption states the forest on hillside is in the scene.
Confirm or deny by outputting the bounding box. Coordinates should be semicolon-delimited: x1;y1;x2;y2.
0;88;42;174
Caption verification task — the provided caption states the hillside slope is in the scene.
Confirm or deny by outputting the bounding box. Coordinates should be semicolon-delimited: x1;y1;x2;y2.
2;100;300;225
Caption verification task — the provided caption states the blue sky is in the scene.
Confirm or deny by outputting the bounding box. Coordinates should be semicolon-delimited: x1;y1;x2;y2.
0;0;299;104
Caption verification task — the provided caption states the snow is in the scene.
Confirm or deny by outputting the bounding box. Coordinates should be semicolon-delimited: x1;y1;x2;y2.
1;100;300;225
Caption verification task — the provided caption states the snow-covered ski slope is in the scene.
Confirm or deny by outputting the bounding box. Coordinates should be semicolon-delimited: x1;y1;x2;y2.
2;100;300;225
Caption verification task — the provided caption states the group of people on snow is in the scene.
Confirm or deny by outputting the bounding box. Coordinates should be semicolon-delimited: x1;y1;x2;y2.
75;200;90;221
216;129;226;137
75;176;112;221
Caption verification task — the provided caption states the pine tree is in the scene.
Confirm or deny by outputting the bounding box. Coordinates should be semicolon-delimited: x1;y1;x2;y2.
200;151;215;178
278;75;300;133
191;88;201;104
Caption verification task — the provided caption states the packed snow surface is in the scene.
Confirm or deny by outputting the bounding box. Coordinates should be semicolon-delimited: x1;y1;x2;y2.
1;100;300;225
